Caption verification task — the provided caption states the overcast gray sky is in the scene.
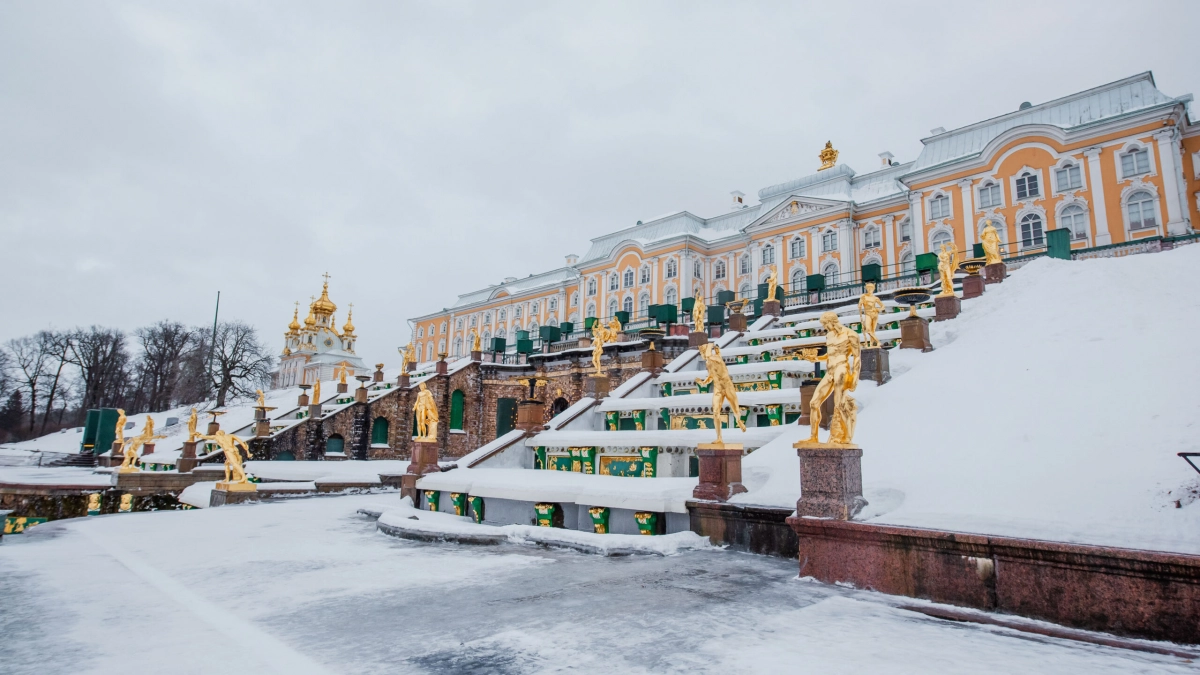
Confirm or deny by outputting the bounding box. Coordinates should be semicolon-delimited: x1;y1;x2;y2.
2;0;1196;367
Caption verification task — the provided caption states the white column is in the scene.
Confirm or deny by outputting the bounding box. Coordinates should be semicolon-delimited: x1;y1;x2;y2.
1155;128;1190;234
882;216;895;268
650;257;659;305
681;252;692;300
1083;146;1112;246
958;179;975;249
839;219;857;280
599;272;607;318
808;228;818;275
908;192;926;254
749;243;759;295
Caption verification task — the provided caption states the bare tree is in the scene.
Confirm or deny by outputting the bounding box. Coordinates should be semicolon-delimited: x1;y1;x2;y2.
208;321;273;407
68;326;130;413
131;321;199;412
38;330;72;434
7;334;49;435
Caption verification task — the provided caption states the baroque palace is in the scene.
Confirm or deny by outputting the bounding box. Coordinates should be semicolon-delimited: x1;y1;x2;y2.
409;72;1199;362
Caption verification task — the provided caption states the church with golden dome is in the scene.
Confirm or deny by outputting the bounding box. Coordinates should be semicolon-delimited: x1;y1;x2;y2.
272;276;368;388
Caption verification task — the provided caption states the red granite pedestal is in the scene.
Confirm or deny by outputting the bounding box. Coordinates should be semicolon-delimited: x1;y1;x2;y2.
793;443;867;520
297;393;310;407
859;347;891;384
934;295;961;321
471;350;482;362
641;345;664;373
900;316;933;352
692;444;747;502
762;299;781;317
354;387;368;403
516;400;545;433
397;373;410;388
962;274;985;299
727;313;748;332
255;419;270;437
688;331;709;348
435;359;448;375
583;374;610;399
308;403;323;419
177;440;198;473
983;262;1007;285
402;440;441;503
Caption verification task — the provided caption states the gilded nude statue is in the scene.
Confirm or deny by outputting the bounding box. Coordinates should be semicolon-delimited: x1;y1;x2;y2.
694;343;746;445
858;282;885;348
800;312;861;445
413;382;439;441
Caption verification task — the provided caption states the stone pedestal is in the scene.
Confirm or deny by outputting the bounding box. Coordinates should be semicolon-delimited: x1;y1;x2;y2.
407;441;441;488
400;474;420;504
900;316;933;352
337;382;349;394
583;374;610;399
860;347;891;384
435;359;448;375
297;393;310;407
578;336;592;348
688;331;709;348
728;313;747;332
373;366;384;382
798;385;834;429
640;346;664;374
793;444;867;520
308;403;323;419
516;400;545;433
255;419;270;437
471;350;482;362
762;299;781;317
206;422;220;435
406;360;416;373
693;444;747;502
962;275;985;299
142;443;155;456
983;262;1007;285
209;486;259;507
934;295;961;322
354;387;368;403
178;441;198;473
397;373;410;388
254;408;266;420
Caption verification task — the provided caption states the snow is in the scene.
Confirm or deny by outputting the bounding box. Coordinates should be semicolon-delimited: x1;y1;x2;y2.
456;429;527;468
527;426;787;450
598;388;802;412
417;467;698;513
0;466;111;487
0;493;1189;674
244;459;409;483
735;248;1200;554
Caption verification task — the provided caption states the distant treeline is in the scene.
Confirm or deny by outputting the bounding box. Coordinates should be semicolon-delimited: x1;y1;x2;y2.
0;321;274;444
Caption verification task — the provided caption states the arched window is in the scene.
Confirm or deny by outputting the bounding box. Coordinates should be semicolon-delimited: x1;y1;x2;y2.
456;319;463;330
514;306;522;318
570;293;578;307
863;227;881;249
609;274;618;291
900;251;915;273
622;269;634;287
822;262;839;284
929;194;951;220
482;329;491;342
608;299;618;317
693;260;702;278
899;219;913;242
1127;191;1156;230
979;181;1001;208
790;237;806;259
497;328;506;340
417;327;424;338
622;296;633;314
665;259;677;278
931;230;953;250
1056;162;1082;191
484;312;491;324
531;302;539;314
738;283;751;297
371;417;389;445
438;339;446;354
791;269;806;291
638;294;649;316
1016;171;1040;200
426;343;435;361
762;244;775;265
1121;147;1150;177
498;310;506;321
714;260;726;279
1020;213;1044;247
1060;205;1088;240
450;390;465;430
453;337;463;356
587;278;597;296
739;255;750;275
469;316;476;327
639;266;650;284
529;320;539;334
586;302;596;318
665;287;677;305
549;298;557;312
326;434;345;455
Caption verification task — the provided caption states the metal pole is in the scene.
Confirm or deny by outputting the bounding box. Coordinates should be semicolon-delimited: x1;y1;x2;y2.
207;291;220;394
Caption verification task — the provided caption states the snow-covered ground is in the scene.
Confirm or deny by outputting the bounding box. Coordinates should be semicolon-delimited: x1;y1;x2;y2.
735;247;1200;554
1;494;1192;674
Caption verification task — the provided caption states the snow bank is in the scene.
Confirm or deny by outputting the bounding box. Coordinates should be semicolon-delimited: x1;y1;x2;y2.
244;460;409;483
0;466;111;487
417;468;697;513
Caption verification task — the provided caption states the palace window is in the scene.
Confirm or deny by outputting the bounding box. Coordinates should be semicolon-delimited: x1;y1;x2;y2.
714;260;726;279
608;299;618;317
762;244;775;265
1056;163;1082;191
470;316;477;327
550;299;558;312
498;310;506;321
900;251;915;273
484;312;491;324
417;327;424;338
623;296;633;314
665;259;677;278
587;278;597;296
739;283;751;297
665;287;677;305
456;319;463;330
821;231;838;252
790;237;806;259
1020;213;1044;247
570;293;578;307
929;194;951;220
821;262;839;284
791;269;805;291
931;230;952;250
1060;205;1088;240
979;181;1001;208
529;321;539;334
863;227;880;249
609;274;618;291
514;306;522;318
1121;148;1151;178
739;255;750;275
638;294;649;316
439;322;447;334
899;219;912;242
693;260;702;278
531;302;539;314
1127;191;1156;230
639;266;650;284
623;269;634;288
586;302;595;317
453;337;463;356
1015;171;1040;200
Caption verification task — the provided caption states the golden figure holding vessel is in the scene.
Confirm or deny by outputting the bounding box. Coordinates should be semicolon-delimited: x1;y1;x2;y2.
118;417;167;473
694;343;746;445
796;312;861;446
199;429;254;491
765;265;779;302
981;219;1003;266
936;242;959;298
858;282;885;348
186;408;199;443
590;318;620;376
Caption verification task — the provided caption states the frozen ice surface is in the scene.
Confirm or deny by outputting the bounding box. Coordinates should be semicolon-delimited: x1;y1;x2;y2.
1;494;1192;674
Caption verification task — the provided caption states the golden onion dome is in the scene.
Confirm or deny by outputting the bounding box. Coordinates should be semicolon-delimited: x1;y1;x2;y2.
287;306;302;333
342;307;356;335
311;281;337;315
304;307;316;327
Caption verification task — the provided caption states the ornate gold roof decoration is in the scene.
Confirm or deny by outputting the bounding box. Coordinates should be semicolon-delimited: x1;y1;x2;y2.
303;295;317;328
287;302;301;334
818;141;838;171
311;274;337;316
342;303;356;336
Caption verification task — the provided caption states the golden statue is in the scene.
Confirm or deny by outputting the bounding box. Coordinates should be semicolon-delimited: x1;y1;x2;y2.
766;265;779;302
119;494;133;512
199;429;253;490
186;408;199;443
87;493;101;512
691;291;706;330
113;408;127;446
413;382;439;441
590;318;621;376
256;389;267;408
312;379;321;403
936;242;960;298
337;362;350;384
471;332;481;352
858;282;885;348
694;343;747;445
981;219;1003;266
118;417;166;473
818;141;839;171
398;342;417;368
798;312;861;446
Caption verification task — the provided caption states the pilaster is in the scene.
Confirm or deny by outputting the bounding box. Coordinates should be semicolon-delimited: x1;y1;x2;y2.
1084;146;1112;246
908;191;926;254
1155;128;1190;234
957;179;976;248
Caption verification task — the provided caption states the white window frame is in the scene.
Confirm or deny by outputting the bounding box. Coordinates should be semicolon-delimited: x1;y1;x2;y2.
977;180;1003;210
664;286;677;306
928;193;951;220
1118;143;1154;180
608;273;618;291
587;278;597;296
1053;158;1083;194
790;268;806;291
622;296;633;314
714;260;726;279
821;261;840;284
639;265;650;284
898;218;912;243
863;226;881;249
1057;202;1089;241
623;268;634;288
762;244;775;265
739;255;750;275
1017;210;1046;249
665;259;677;279
789;236;806;260
1012;168;1042;202
693;260;702;279
585;302;595;318
1121;185;1161;234
821;230;838;252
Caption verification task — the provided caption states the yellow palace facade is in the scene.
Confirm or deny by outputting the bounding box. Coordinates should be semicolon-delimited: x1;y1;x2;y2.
409;72;1199;361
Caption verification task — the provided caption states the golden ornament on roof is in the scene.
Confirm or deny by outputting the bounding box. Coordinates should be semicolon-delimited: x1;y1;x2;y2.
310;274;337;316
287;302;301;333
818;141;839;171
342;304;356;335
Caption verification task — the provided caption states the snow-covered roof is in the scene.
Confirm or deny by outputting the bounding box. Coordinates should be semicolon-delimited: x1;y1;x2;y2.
909;72;1190;175
445;267;579;311
579;211;752;264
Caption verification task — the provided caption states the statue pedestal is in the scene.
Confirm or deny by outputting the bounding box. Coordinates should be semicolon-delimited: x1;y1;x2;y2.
206;422;220;435
336;383;349;394
373;367;384;383
406;360;416;373
397;373;410;388
308;403;323;419
934;295;961;322
407;441;441;477
762;299;781;317
983;262;1007;285
216;481;257;493
793;443;867;520
254;408;266;420
255;419;271;438
517;400;545;434
900;316;933;352
798;385;834;429
297;393;310;407
354;387;368;403
692;444;747;502
116;465;140;474
727;313;748;332
641;346;664;373
178;441;198;473
436;359;448;375
962;275;985;299
209;486;259;507
471;350;482;362
859;347;891;384
688;331;709;348
578;336;592;348
584;374;610;399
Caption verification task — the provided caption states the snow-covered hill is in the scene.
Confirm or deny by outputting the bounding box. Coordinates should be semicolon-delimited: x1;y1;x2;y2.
736;245;1200;554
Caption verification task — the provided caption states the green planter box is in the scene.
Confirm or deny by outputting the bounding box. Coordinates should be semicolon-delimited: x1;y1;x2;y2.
651;304;677;324
806;274;826;291
1047;228;1071;259
615;311;629;325
973;242;985;259
559;321;574;336
916;252;938;273
584;317;598;330
706;305;725;325
681;296;696;314
515;330;530;341
490;337;506;352
861;263;882;284
516;339;533;354
539;325;561;343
